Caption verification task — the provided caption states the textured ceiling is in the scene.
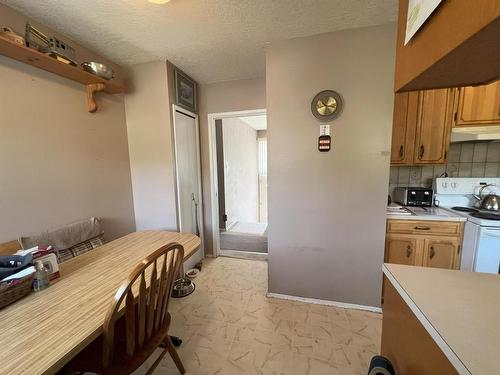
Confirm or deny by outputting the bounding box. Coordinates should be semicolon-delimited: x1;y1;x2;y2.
3;0;397;83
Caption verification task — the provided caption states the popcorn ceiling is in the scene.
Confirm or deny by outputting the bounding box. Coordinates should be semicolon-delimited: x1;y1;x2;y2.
2;0;397;83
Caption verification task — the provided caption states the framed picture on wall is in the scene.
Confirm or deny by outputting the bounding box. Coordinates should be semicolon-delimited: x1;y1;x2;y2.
175;68;197;113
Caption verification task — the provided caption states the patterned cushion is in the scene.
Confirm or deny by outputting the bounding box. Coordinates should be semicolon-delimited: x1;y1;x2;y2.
56;234;105;263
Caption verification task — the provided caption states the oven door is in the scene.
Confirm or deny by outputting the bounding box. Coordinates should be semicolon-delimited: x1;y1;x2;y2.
474;227;500;274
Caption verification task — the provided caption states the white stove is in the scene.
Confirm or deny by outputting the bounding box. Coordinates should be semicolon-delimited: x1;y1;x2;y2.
434;178;500;274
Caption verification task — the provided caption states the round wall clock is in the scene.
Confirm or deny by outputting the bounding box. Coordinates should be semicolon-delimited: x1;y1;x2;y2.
311;90;343;122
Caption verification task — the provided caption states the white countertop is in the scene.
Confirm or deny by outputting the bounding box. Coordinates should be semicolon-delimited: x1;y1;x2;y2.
386;203;466;222
383;263;500;375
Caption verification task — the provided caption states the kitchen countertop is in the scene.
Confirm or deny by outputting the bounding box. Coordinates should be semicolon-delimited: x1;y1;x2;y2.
387;203;466;222
383;263;500;375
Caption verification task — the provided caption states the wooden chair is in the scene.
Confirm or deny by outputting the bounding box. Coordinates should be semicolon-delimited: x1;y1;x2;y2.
67;242;186;375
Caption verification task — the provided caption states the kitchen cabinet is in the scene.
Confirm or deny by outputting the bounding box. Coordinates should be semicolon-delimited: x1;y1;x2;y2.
414;89;454;164
385;236;416;266
422;239;460;269
390;92;417;164
394;0;500;92
385;220;463;271
454;80;500;127
390;89;453;165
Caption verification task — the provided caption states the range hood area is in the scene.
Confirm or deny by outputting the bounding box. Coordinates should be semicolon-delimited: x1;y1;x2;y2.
451;125;500;143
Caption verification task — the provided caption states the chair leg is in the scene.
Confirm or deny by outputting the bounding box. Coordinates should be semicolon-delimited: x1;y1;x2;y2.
164;335;186;374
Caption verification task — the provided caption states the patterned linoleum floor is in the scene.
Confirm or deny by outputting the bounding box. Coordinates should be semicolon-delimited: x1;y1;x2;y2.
136;257;381;375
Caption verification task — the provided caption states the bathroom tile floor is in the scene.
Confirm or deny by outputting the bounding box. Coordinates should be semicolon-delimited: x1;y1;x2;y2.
135;257;382;375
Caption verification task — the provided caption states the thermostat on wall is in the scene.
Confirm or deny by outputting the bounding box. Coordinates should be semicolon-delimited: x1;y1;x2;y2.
318;135;331;152
318;125;331;152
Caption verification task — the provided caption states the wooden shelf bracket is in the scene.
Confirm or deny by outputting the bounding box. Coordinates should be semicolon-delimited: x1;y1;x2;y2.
86;83;106;113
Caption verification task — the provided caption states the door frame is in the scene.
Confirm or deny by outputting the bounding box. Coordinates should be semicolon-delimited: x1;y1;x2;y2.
207;108;267;257
172;104;204;257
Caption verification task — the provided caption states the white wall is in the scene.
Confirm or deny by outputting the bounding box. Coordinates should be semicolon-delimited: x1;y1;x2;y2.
267;24;396;308
222;118;259;224
0;4;135;242
124;61;178;231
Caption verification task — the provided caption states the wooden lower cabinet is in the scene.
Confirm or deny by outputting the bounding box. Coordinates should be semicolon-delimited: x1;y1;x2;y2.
385;220;463;270
422;239;460;269
385;236;416;266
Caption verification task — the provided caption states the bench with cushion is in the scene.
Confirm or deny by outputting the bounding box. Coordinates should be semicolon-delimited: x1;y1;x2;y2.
0;217;104;262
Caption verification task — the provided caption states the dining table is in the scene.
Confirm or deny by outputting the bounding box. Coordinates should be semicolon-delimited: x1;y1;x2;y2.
0;230;200;375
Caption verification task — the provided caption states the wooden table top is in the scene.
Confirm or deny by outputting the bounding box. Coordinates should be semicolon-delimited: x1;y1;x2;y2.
0;231;200;375
383;263;500;375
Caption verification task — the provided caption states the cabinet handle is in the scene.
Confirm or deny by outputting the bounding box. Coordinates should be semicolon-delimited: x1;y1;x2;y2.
406;245;412;258
399;145;404;158
457;245;461;254
414;226;431;230
418;145;425;160
429;246;435;259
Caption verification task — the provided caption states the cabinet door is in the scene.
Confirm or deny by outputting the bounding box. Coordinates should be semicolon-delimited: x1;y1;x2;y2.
385;235;417;266
422;239;460;270
455;81;500;126
414;89;454;165
391;92;418;165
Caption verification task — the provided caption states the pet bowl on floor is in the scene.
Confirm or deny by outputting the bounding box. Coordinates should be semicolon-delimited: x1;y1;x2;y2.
171;277;195;298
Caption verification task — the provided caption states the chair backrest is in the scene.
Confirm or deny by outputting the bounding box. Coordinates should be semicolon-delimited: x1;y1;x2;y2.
102;242;184;368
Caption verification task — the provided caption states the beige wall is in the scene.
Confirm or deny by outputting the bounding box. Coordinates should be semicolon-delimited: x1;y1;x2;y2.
222;118;259;225
267;24;396;308
198;78;266;255
0;5;135;242
124;61;178;231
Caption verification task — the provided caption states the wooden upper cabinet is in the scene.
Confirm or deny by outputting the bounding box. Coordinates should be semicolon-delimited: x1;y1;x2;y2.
455;80;500;127
413;89;453;164
422;239;460;270
395;0;500;92
391;89;453;165
391;92;418;164
385;235;417;266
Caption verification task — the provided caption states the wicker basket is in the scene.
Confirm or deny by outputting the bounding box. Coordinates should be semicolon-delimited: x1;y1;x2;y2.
0;275;33;309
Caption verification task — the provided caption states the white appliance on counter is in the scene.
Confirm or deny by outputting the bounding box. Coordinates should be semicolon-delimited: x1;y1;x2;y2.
434;177;500;274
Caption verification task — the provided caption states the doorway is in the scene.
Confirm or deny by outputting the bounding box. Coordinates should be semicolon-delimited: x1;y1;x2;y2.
208;109;267;258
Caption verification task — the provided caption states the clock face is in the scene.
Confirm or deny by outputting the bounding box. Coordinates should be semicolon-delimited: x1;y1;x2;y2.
311;90;343;122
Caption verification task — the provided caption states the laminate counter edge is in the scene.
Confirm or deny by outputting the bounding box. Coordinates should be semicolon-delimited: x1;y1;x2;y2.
382;264;471;375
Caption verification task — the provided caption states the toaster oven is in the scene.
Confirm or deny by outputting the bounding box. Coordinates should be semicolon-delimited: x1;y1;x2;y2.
393;187;434;207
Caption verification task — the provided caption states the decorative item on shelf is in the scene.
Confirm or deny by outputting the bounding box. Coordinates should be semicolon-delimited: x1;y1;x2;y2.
175;68;197;113
25;23;50;52
25;23;77;66
0;27;25;46
46;36;77;66
311;90;343;122
81;62;115;80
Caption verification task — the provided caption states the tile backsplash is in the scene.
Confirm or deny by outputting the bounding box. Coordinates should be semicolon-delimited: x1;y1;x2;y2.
389;142;500;197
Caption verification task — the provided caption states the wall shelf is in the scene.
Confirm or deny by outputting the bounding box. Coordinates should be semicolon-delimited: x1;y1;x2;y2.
0;35;126;112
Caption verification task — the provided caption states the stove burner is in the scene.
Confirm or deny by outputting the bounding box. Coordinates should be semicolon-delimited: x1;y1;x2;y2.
451;206;479;213
471;212;500;220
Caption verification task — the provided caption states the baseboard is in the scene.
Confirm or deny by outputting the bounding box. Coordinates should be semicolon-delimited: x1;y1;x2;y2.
266;292;382;313
219;249;267;261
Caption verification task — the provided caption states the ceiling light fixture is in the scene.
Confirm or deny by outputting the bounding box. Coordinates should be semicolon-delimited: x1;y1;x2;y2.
148;0;171;4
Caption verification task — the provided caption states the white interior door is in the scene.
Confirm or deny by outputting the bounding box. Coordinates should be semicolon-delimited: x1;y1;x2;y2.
173;108;203;267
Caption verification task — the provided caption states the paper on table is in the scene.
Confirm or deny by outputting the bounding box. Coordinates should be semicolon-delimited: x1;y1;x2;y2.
1;266;35;282
405;0;443;45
